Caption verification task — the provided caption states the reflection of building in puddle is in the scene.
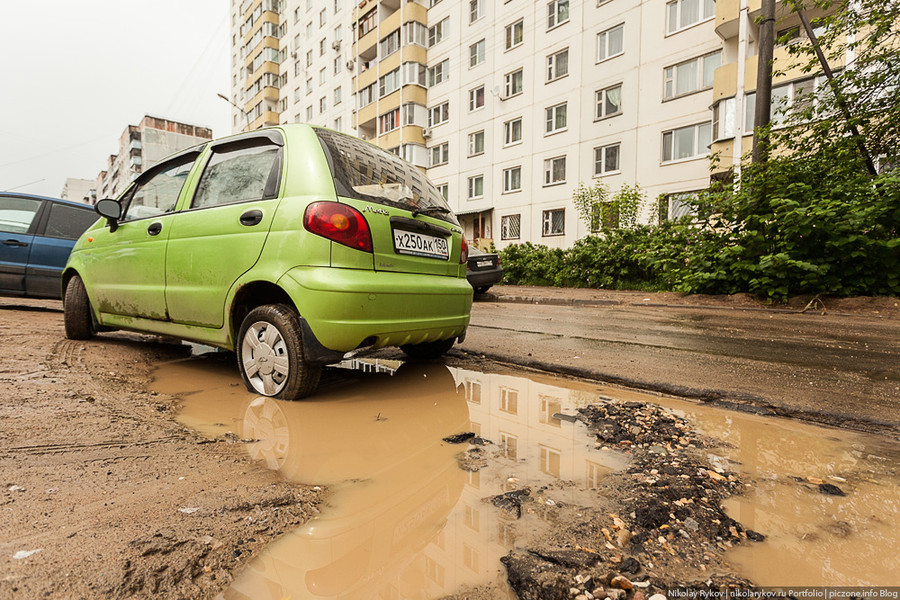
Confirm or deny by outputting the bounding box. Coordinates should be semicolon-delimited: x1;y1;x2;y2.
219;363;628;600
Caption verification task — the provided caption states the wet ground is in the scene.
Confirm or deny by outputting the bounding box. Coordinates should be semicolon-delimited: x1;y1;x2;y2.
3;293;898;599
156;352;900;599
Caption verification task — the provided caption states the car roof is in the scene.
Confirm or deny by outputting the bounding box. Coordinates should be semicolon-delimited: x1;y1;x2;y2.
0;191;93;210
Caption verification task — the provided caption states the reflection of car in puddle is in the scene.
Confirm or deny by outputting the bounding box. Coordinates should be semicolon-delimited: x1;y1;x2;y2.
225;362;470;600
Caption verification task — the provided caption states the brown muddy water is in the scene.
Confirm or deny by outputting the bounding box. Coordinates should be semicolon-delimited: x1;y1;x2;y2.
152;352;900;598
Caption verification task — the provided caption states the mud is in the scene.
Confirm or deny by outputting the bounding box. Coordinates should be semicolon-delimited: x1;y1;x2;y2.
2;295;899;599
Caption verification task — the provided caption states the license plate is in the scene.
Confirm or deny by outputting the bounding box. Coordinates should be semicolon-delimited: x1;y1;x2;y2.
476;259;493;268
393;229;449;259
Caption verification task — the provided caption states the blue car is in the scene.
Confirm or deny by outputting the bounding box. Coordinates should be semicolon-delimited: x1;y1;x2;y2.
0;192;98;300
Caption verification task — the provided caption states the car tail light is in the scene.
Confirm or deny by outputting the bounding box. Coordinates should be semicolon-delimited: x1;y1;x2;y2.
304;202;373;253
459;235;469;264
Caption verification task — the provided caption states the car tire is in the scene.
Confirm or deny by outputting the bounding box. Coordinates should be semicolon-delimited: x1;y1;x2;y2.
237;304;321;400
64;275;94;340
475;286;491;294
400;338;455;360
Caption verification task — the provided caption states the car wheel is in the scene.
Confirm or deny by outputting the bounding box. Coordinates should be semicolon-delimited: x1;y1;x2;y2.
237;304;321;400
64;275;94;340
475;286;491;294
400;338;455;360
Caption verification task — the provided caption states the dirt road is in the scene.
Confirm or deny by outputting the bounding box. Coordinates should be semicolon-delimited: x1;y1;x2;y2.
1;289;897;599
0;299;321;599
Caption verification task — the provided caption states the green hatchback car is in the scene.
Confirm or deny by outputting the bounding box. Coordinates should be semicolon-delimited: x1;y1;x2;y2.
63;125;472;400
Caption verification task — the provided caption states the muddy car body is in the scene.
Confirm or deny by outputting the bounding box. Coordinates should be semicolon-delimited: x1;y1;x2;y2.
63;125;473;399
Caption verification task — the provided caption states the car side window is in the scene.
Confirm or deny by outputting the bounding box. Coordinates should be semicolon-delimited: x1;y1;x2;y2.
191;143;281;209
0;196;42;234
121;156;196;222
45;203;98;240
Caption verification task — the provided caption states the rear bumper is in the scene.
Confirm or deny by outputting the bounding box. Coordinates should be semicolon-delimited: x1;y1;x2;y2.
279;266;473;357
466;266;503;288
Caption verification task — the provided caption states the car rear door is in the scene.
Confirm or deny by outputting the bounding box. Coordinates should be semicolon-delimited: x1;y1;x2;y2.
0;195;42;295
164;132;284;328
26;201;98;298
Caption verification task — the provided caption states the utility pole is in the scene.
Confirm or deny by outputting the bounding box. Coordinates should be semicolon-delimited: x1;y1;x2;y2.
217;93;251;132
751;0;776;164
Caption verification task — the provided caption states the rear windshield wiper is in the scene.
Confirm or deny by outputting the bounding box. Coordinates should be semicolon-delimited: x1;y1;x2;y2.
412;205;451;217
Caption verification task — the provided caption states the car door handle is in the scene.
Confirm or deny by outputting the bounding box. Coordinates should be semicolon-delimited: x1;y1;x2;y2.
2;238;28;247
147;222;163;236
240;209;264;227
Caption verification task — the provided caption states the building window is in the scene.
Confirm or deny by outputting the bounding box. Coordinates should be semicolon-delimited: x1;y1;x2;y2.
436;183;449;201
306;105;313;120
666;0;715;34
358;8;376;36
469;86;485;111
546;48;569;82
469;0;484;23
428;101;450;127
428;17;448;46
501;214;521;240
319;67;327;84
379;68;400;97
333;85;342;105
306;77;313;94
659;190;699;222
504;69;523;97
542;208;565;236
358;83;376;107
379;108;400;134
380;30;400;57
504;117;523;145
467;130;485;156
502;166;522;193
543;156;566;185
593;143;621;175
545;103;567;134
333;116;342;131
319;7;326;26
595;84;623;119
467;175;484;199
662;122;712;162
505;19;524;50
402;61;427;86
306;49;313;67
430;142;449;166
405;21;428;46
319;96;326;113
333;56;342;74
306;22;313;39
319;38;326;56
664;51;721;99
428;59;449;86
469;39;486;67
334;24;343;42
548;0;569;29
597;24;624;61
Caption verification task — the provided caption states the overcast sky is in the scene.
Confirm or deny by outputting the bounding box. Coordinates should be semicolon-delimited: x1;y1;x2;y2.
0;1;232;198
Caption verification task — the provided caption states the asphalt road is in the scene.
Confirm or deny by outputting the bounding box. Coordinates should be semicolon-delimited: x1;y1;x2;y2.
458;295;900;437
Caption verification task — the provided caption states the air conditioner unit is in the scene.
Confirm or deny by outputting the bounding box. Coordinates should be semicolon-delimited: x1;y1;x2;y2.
346;59;355;70
332;40;341;50
421;128;431;138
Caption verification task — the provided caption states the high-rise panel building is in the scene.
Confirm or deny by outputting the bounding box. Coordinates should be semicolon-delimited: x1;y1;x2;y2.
95;116;213;200
228;0;835;249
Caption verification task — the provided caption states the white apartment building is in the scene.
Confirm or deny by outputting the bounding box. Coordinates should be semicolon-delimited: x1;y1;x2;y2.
230;0;801;250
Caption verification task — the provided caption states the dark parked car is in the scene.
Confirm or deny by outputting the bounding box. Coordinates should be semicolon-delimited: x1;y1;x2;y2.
466;246;503;294
0;192;97;299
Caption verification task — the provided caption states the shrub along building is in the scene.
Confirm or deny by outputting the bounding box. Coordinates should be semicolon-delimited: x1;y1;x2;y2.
228;0;843;250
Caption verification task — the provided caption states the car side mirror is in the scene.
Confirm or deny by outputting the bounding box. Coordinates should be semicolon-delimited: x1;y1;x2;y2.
95;199;122;232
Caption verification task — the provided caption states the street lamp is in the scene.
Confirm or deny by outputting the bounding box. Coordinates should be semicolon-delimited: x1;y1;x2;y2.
217;93;251;132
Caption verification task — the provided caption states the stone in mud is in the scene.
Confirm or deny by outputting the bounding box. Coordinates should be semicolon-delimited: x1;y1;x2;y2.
746;530;766;542
818;483;846;496
619;557;641;575
529;548;602;570
486;488;531;519
442;432;475;444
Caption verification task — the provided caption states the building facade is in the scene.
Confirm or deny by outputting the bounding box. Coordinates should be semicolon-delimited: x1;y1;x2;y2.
60;178;96;205
95;116;213;200
228;0;829;249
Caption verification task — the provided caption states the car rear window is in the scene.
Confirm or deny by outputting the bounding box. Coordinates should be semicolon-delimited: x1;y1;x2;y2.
315;128;457;225
45;203;98;240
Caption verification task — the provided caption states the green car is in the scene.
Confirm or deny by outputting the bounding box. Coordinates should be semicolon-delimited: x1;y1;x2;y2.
63;125;472;400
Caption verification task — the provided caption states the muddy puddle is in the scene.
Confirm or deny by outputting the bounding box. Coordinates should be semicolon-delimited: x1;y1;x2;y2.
152;353;900;597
